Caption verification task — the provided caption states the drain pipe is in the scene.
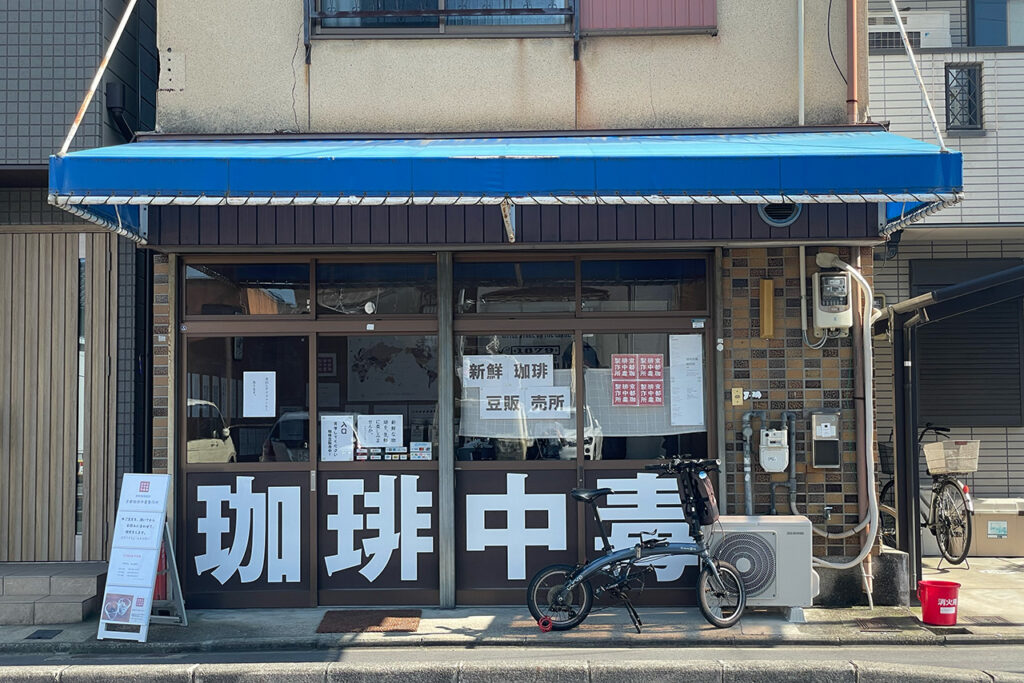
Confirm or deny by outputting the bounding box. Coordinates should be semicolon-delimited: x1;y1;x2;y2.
853;249;874;607
742;410;767;515
769;411;799;515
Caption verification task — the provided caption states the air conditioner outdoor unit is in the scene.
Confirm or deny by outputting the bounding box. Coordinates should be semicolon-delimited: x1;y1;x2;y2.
711;515;820;621
867;11;951;48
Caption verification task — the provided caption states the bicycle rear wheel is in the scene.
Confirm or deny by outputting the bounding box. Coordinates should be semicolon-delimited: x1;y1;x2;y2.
935;480;972;565
877;480;898;549
526;564;593;631
697;560;746;628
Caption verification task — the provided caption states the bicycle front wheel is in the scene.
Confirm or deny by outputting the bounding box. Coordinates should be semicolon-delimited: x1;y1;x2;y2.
935;480;972;565
697;560;746;628
526;564;593;631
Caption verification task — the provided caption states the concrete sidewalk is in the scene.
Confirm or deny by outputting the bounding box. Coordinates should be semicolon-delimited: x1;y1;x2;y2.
0;557;1020;656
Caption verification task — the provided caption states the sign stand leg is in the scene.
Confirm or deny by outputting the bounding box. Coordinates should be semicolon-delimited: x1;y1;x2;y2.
150;523;188;626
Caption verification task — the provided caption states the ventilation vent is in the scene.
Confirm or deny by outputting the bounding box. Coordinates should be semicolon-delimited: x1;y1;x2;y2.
758;203;802;227
714;532;776;596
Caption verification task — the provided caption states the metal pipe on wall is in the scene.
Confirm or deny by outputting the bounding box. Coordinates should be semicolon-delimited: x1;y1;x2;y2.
798;0;805;125
715;248;728;514
847;0;860;123
742;411;766;515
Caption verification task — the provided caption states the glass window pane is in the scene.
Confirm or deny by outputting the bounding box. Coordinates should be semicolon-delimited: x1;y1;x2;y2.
581;259;707;313
447;0;569;26
316;335;439;461
456;334;577;461
454;261;575;314
1009;0;1024;45
185;336;310;463
582;332;707;461
322;0;440;29
317;262;437;315
185;264;310;316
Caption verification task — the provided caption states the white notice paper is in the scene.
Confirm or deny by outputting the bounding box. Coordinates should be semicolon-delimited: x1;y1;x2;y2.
321;414;355;462
669;335;705;428
243;371;276;417
357;414;404;448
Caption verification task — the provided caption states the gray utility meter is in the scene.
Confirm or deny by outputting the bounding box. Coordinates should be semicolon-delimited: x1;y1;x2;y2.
811;412;841;468
812;271;853;338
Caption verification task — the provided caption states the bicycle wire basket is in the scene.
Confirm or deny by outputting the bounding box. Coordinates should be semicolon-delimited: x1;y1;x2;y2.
877;442;894;476
922;440;980;474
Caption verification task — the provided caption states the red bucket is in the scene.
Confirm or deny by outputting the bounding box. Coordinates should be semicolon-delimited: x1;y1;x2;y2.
918;580;961;626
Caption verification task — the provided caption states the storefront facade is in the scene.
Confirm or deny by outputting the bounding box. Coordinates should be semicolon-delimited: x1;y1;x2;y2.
48;124;962;607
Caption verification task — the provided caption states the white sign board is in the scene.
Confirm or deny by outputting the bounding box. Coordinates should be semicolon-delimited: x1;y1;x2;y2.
243;371;276;417
358;414;404;448
479;386;572;420
462;355;554;389
321;414;355;462
98;474;171;643
669;335;705;428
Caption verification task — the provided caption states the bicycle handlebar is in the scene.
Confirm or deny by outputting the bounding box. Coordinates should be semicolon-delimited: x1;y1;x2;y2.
644;458;720;474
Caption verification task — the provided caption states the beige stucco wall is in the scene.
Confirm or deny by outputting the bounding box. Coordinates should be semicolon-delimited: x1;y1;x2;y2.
157;0;869;134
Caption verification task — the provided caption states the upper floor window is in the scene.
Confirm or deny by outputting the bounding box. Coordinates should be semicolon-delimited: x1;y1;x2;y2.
971;0;1024;46
316;0;572;36
945;63;983;131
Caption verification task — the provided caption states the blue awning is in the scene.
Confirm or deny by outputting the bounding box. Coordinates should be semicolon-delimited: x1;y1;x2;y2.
48;130;962;243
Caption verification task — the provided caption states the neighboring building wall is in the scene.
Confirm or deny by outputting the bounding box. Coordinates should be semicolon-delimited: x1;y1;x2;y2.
867;0;968;47
722;246;870;556
0;229;81;561
156;0;868;134
870;50;1024;225
102;0;159;145
873;239;1024;497
115;238;137;502
151;253;171;478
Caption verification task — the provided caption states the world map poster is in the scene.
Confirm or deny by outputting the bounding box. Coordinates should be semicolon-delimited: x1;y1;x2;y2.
347;336;439;402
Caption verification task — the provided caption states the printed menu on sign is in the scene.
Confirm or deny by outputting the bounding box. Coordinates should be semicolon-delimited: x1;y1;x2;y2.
98;473;171;643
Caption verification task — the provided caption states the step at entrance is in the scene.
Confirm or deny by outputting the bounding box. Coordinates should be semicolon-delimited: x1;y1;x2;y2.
0;562;107;625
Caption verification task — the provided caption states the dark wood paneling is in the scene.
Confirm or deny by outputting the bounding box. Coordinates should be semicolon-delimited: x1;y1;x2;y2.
154;203;883;247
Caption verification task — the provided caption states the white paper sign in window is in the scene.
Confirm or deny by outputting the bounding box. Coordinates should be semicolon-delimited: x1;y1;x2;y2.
243;371;276;417
358;414;404;448
462;354;554;389
321;414;355;462
669;335;705;428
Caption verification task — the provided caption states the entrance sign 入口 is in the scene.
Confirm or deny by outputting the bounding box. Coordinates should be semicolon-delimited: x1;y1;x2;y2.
669;335;705;427
243;371;276;417
98;474;183;642
321;414;355;461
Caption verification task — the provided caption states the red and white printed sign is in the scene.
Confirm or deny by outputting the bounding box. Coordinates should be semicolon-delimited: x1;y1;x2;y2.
611;354;664;408
611;354;638;380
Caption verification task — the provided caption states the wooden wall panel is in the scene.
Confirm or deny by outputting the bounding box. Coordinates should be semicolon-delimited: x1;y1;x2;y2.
0;232;81;561
82;233;119;561
152;203;883;247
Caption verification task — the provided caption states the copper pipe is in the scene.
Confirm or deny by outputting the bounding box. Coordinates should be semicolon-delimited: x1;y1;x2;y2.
847;0;860;123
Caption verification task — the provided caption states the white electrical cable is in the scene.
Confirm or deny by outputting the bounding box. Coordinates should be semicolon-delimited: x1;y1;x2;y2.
802;254;879;570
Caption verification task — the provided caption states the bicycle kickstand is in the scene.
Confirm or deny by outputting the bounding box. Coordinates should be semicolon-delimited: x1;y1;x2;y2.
621;596;643;634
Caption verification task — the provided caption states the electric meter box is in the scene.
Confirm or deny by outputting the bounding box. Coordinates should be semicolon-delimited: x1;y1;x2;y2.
759;428;789;473
812;271;853;338
811;412;841;468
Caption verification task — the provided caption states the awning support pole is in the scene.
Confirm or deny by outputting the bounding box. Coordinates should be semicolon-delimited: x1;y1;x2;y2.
58;0;139;157
887;0;948;152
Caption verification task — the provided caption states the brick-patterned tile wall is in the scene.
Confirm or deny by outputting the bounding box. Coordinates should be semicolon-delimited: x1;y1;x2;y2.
722;246;874;557
152;254;170;475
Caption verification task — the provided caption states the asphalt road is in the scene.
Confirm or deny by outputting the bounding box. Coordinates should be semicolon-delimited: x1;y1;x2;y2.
2;644;1023;674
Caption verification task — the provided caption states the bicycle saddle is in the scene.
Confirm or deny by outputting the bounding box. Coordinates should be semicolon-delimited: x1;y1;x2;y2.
571;488;613;503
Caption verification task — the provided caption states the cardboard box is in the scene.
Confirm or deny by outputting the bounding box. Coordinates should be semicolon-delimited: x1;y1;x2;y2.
970;498;1024;557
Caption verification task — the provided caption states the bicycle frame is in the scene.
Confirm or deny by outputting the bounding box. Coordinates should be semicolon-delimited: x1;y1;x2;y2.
919;475;974;527
564;541;718;592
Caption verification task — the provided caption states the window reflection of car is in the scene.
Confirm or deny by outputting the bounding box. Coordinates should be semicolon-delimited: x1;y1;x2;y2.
554;408;603;460
260;411;310;462
186;399;237;463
